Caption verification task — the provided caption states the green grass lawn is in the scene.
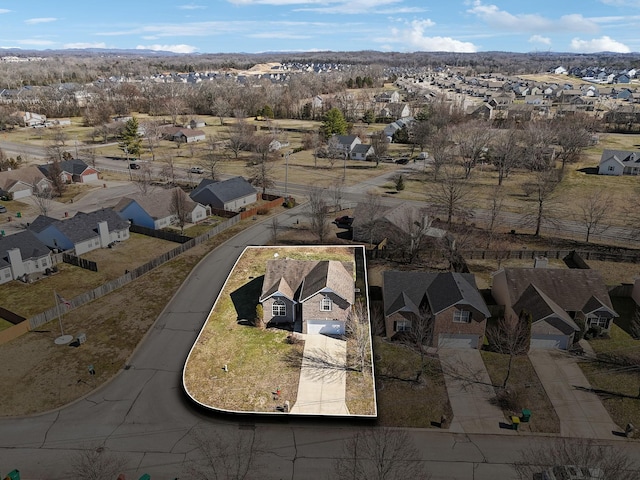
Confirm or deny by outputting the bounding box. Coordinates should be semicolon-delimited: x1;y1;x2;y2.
481;350;560;433
580;324;640;430
373;337;452;428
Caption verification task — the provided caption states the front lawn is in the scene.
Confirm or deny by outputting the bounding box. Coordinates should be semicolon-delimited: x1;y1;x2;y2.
481;350;560;433
373;337;451;428
580;324;640;429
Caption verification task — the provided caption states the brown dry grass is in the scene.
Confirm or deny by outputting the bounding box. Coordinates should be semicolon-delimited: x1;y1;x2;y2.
0;233;177;318
0;220;250;416
481;351;560;434
182;245;369;413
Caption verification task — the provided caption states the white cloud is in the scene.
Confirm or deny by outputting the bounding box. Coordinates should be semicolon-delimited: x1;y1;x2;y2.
249;32;310;39
0;10;10;14
15;39;55;46
570;36;630;53
64;42;108;49
227;0;414;13
25;18;57;25
178;4;207;9
529;35;551;46
382;19;477;52
136;44;199;53
600;0;640;5
467;1;597;33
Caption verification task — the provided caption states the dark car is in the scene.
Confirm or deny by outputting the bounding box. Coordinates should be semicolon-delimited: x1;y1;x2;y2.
129;163;141;169
334;215;354;227
395;157;409;165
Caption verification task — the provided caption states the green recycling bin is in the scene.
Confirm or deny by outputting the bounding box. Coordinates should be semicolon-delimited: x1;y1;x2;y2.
16;212;21;218
521;409;531;422
5;470;20;480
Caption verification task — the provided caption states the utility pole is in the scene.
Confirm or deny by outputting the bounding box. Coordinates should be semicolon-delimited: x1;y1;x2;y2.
284;150;290;198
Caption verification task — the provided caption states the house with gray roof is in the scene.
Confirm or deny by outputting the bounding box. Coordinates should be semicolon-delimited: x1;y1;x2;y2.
259;258;354;335
29;209;130;255
598;149;640;175
0;230;52;284
38;158;99;184
0;165;52;200
383;271;490;348
114;187;209;229
190;176;257;212
491;268;617;349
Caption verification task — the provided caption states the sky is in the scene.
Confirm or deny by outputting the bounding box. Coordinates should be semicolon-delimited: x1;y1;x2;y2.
1;0;640;55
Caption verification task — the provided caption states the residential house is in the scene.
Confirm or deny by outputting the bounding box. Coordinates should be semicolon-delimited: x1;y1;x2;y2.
190;176;257;212
351;202;447;248
350;143;375;161
375;91;401;103
259;258;354;335
0;230;52;284
382;271;491;348
38;159;99;184
378;103;411;119
161;126;206;143
598;149;640;175
189;119;206;129
383;117;413;141
491;268;617;349
0;165;52;199
331;135;361;158
114;187;209;229
14;111;46;127
29;209;130;255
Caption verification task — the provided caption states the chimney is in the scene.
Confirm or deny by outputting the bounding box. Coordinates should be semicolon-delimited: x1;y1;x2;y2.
8;248;26;279
534;256;548;268
97;221;110;248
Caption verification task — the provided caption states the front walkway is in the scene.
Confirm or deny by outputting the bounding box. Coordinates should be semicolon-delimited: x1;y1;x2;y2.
290;334;349;415
529;350;620;439
439;348;513;434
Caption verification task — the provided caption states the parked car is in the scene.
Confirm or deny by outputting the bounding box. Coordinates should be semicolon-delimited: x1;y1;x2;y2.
190;167;204;174
395;158;409;165
334;215;354;227
129;163;141;169
0;205;6;213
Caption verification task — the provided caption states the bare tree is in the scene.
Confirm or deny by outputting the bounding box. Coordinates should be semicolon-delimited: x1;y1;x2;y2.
392;206;433;264
521;120;555;172
202;135;223;181
401;307;435;382
160;155;177;184
486;314;531;389
355;191;384;246
370;130;389;166
334;428;429;480
46;158;66;197
512;438;639;480
576;188;612;243
490;127;519;186
132;164;154;196
426;166;473;229
67;446;126;480
269;216;280;244
141;119;161;162
170;188;190;234
227;111;254;159
522;169;560;237
454;120;492;179
307;186;330;242
346;302;372;373
31;181;53;216
427;127;454;181
246;140;275;196
328;180;344;212
187;425;264;480
554;114;594;172
485;185;505;248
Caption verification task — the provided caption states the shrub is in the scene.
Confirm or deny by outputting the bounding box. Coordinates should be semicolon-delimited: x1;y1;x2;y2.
256;208;269;215
254;304;264;329
493;387;527;412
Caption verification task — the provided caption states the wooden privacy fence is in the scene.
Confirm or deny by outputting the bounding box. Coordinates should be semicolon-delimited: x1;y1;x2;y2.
460;249;640;263
63;253;98;272
129;224;192;243
0;214;240;344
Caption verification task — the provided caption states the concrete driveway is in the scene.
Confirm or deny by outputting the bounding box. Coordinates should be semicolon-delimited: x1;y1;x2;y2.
290;334;349;415
439;348;512;434
528;350;621;438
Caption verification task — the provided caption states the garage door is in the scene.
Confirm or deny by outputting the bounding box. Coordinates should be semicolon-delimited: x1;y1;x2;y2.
530;334;568;350
12;189;31;199
306;320;345;335
82;173;99;182
438;334;478;349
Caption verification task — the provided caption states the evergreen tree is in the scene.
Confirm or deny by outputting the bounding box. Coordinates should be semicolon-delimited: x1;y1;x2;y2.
120;117;142;159
321;107;348;138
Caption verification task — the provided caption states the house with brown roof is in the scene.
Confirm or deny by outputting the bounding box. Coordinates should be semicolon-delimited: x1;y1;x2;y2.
382;271;490;348
259;258;354;335
114;187;209;229
491;268;617;349
0;165;52;199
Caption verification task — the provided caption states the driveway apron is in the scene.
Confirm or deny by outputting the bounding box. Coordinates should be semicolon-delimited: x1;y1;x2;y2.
529;350;620;439
439;348;512;434
290;334;349;415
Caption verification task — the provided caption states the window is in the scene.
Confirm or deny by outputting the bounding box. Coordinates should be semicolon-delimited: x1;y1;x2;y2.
396;319;411;332
320;296;332;312
272;299;286;317
608;165;615;172
588;316;608;328
453;310;471;323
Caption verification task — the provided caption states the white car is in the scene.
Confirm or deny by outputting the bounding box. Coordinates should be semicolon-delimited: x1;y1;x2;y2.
190;167;204;174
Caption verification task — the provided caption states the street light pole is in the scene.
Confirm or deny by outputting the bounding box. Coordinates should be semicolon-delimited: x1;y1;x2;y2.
284;150;290;198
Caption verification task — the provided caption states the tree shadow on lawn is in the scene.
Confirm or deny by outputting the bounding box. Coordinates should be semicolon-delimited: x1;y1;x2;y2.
230;276;264;324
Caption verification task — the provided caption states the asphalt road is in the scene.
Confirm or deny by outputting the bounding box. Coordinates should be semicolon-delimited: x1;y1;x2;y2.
1;203;639;479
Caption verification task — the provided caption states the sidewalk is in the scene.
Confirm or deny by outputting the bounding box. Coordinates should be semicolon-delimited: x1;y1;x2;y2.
290;334;349;415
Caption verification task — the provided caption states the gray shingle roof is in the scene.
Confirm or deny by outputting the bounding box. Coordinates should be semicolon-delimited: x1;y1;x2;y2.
114;187;197;220
30;209;129;243
383;271;490;317
0;230;50;267
38;159;91;177
600;149;640;166
190;176;256;205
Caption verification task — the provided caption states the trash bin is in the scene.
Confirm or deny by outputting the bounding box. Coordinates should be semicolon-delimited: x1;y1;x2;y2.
5;470;20;480
521;409;531;422
16;212;21;218
511;416;520;431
